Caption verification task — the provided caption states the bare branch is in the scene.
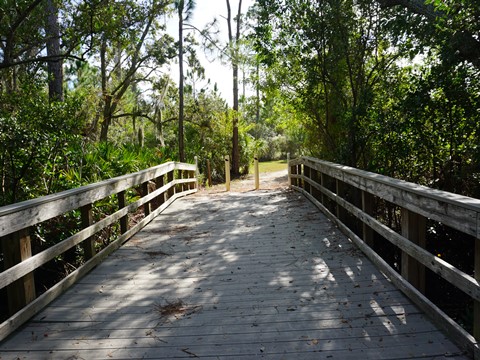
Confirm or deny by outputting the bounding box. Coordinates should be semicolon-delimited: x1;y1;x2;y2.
112;112;154;122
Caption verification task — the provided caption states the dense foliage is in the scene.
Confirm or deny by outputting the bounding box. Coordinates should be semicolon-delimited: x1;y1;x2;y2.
0;0;258;207
252;0;480;197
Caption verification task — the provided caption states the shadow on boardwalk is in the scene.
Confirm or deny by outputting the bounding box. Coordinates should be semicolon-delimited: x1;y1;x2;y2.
0;171;470;359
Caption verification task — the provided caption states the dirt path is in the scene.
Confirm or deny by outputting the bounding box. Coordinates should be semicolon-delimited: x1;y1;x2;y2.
197;169;289;194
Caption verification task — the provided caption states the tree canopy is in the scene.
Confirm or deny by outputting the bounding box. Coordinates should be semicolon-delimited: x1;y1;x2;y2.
251;0;480;196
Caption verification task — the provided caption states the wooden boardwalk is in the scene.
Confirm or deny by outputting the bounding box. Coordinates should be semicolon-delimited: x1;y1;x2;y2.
0;177;470;359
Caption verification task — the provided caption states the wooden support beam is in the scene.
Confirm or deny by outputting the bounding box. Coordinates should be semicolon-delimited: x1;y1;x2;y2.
287;153;291;186
80;204;95;260
304;165;311;193
155;176;165;206
142;181;151;216
475;237;480;341
401;208;426;294
207;160;212;187
310;168;321;201
362;191;375;248
167;171;174;199
180;170;190;192
336;179;347;223
188;170;193;190
290;163;298;187
179;171;184;192
117;191;128;234
254;154;259;190
194;156;199;190
320;173;325;205
1;229;36;315
225;155;230;192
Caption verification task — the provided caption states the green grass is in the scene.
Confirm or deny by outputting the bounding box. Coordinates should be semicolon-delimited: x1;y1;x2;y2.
249;160;288;174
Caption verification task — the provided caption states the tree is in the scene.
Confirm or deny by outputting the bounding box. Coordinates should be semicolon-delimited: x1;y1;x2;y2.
0;0;90;94
94;0;174;141
175;0;196;162
226;0;243;175
152;76;172;147
375;0;480;68
253;0;398;167
0;0;44;92
45;0;63;101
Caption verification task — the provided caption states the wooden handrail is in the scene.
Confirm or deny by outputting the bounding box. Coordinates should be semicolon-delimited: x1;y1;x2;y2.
0;161;197;341
289;156;480;359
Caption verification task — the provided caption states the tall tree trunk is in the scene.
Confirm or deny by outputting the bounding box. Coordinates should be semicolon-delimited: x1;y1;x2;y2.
226;0;242;176
45;0;63;102
155;106;166;147
255;62;260;124
178;1;186;162
156;77;169;147
99;35;110;141
100;95;113;141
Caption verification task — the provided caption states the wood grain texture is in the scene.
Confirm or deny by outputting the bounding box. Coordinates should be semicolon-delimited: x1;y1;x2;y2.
0;162;195;238
291;156;480;238
296;185;477;358
296;170;480;304
0;161;197;342
0;189;469;359
0;190;194;342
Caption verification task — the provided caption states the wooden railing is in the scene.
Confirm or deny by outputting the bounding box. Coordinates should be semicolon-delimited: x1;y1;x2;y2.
289;156;479;359
0;161;197;341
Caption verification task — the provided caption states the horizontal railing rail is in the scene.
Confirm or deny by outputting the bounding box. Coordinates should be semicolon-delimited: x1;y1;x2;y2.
289;156;479;359
0;161;197;341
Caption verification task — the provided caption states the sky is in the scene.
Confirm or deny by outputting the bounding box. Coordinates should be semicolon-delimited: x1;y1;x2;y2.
167;0;255;105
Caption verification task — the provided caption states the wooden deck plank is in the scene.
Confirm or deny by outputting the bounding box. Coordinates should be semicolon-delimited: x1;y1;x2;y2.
0;189;470;359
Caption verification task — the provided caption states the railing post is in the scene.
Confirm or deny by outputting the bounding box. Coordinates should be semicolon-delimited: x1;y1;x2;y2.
320;172;325;205
310;167;317;198
287;153;291;186
362;191;375;248
299;164;305;189
117;191;128;234
142;181;151;216
225;155;230;192
254;154;259;190
167;170;174;199
81;203;96;260
155;175;165;206
207;159;212;187
304;165;311;193
175;169;182;193
475;237;480;341
182;170;187;192
336;179;346;222
1;229;36;315
184;169;190;191
194;156;199;190
401;208;426;294
290;162;297;187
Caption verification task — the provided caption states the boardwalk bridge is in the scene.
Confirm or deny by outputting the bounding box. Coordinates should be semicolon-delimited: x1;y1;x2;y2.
0;157;479;359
